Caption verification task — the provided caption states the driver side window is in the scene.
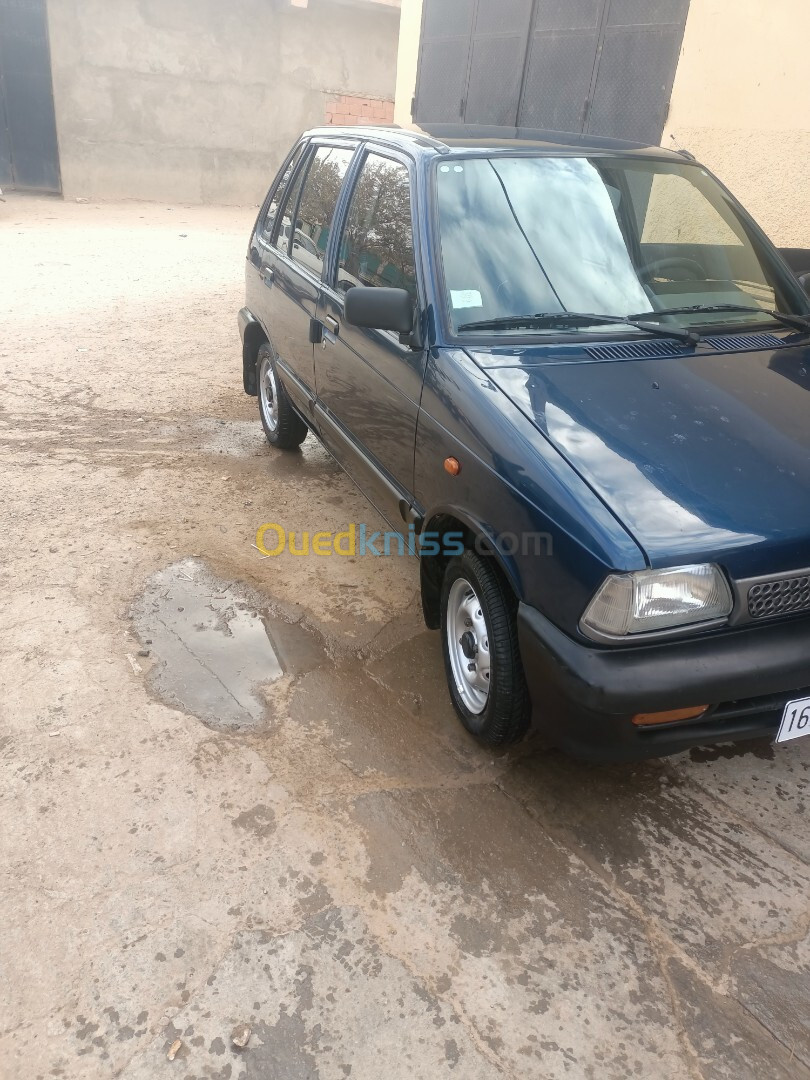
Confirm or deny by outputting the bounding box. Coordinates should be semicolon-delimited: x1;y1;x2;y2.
337;154;417;300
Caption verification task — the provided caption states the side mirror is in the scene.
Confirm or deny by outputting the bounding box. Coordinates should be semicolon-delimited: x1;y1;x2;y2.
344;286;419;345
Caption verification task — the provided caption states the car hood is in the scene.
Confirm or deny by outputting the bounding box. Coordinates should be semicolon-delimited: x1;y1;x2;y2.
471;342;810;575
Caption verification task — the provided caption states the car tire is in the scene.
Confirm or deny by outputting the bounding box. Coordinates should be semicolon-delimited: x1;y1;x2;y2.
440;548;530;745
257;342;308;450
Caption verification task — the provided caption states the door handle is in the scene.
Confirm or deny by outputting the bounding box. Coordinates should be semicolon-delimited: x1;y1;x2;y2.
324;315;339;335
262;267;275;287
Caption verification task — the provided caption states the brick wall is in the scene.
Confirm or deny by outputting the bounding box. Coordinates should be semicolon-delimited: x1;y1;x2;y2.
326;93;395;126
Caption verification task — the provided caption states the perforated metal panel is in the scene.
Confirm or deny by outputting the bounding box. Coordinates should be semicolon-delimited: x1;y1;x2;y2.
414;0;475;123
518;28;599;131
423;0;476;39
475;0;534;35
607;0;690;27
465;33;529;126
415;37;470;123
533;0;604;32
585;22;689;143
414;0;690;148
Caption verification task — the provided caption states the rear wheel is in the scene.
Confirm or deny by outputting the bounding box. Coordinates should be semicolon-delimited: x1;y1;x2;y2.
257;343;308;449
440;548;530;745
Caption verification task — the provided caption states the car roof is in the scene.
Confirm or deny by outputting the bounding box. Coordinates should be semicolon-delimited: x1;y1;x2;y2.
302;123;690;163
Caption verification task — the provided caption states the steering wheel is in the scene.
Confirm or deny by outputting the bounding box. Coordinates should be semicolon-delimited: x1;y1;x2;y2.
639;256;706;281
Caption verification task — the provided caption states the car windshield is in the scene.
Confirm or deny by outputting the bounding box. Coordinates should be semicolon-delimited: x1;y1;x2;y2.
435;155;809;337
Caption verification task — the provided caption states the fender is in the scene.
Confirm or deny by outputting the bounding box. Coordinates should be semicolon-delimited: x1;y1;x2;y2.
237;307;266;396
417;503;525;630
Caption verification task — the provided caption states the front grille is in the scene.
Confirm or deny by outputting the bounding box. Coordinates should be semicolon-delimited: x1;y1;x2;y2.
748;576;810;619
711;685;810;724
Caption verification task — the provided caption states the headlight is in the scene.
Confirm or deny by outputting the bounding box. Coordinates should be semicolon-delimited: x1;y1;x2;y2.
581;564;733;640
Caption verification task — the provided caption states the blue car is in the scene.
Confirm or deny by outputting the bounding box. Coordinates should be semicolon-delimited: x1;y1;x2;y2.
238;124;810;761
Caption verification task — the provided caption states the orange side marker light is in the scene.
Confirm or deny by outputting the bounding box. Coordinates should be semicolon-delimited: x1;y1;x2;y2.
632;705;709;727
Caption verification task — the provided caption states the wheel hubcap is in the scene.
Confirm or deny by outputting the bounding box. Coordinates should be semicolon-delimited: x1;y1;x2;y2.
259;355;279;433
446;577;491;715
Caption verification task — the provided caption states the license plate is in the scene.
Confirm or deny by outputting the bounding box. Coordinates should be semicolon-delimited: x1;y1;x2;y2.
776;696;810;744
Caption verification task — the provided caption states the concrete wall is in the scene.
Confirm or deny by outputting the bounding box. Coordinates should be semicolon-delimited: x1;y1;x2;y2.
46;0;400;204
662;0;810;248
393;0;421;128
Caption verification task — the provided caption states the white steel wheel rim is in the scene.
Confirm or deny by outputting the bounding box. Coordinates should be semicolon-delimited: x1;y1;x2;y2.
446;577;491;715
259;355;279;433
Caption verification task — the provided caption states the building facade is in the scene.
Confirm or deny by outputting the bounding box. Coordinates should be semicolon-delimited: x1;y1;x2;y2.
0;0;400;204
394;0;810;249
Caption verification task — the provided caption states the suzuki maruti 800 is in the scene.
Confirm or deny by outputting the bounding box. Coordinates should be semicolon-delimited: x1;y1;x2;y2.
238;125;810;761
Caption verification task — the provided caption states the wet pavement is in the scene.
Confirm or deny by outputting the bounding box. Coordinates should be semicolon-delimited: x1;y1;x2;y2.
1;197;808;1080
132;560;324;730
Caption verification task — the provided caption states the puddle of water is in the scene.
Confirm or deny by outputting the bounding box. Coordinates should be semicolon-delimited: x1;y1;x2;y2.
133;559;325;730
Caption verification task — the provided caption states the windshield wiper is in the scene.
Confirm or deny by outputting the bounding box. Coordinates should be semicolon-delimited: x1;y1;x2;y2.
630;304;810;333
456;311;700;343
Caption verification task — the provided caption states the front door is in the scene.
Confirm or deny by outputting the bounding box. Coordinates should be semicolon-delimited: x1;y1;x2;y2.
315;150;425;528
256;142;356;414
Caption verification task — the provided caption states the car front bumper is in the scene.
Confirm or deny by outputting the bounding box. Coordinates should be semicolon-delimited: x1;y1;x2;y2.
517;603;810;761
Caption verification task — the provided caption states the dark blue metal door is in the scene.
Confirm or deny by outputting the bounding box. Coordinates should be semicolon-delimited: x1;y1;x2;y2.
0;0;61;192
414;0;691;147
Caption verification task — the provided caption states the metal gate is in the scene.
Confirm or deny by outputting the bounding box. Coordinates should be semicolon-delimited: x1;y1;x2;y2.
0;0;61;192
413;0;691;146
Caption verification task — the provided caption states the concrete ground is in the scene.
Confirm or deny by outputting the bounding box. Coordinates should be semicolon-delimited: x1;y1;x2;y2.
1;194;808;1080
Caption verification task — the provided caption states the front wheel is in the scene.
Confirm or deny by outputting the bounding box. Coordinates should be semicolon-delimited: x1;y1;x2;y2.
440;549;530;746
257;343;308;449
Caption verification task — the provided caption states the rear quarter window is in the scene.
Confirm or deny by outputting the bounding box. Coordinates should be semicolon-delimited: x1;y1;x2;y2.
259;143;305;243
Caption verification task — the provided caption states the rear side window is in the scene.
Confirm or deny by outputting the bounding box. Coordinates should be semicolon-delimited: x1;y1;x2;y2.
337;154;416;299
272;159;308;253
290;145;356;276
260;143;304;242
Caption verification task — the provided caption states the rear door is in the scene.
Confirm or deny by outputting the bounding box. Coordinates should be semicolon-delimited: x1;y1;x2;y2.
254;140;357;417
247;140;306;338
314;148;425;528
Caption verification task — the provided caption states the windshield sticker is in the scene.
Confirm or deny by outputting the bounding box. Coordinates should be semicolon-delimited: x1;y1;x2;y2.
451;290;483;309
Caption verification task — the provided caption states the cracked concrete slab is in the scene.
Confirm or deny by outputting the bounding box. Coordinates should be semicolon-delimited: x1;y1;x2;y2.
672;742;810;864
666;958;808;1079
730;936;810;1069
2;196;809;1080
497;750;810;974
346;784;694;1078
120;907;495;1080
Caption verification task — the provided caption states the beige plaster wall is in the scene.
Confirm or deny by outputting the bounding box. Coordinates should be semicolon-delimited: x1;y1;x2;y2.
662;0;809;247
